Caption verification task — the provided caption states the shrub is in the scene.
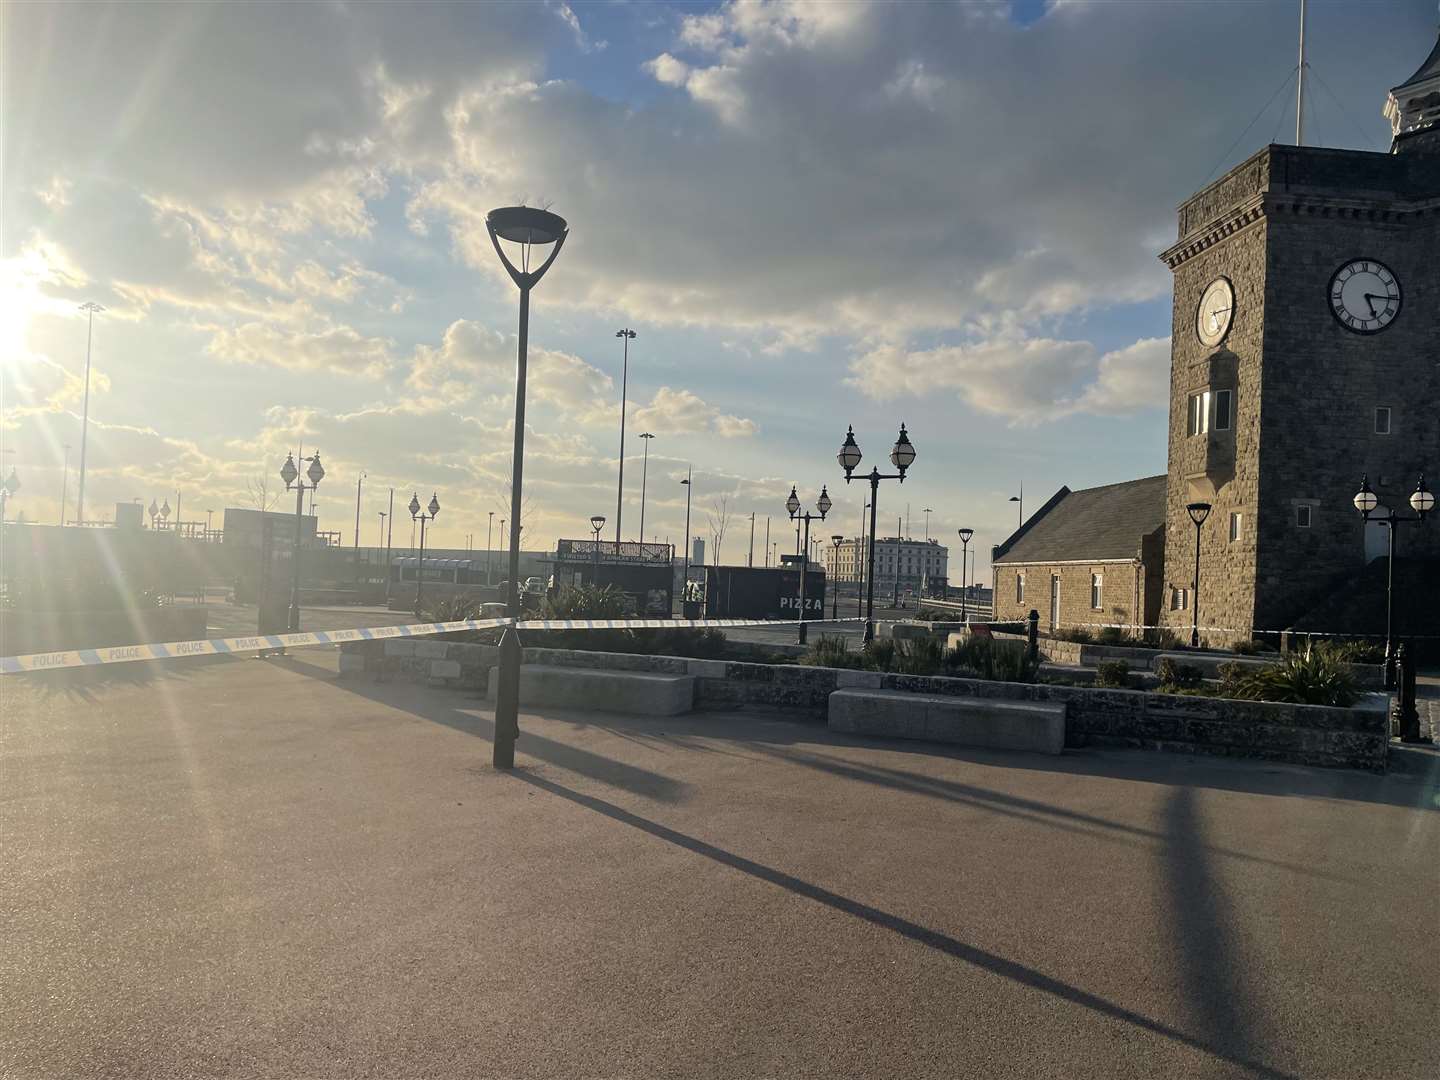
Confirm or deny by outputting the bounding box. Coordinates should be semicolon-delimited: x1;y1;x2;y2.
1309;638;1386;665
864;638;898;672
1143;626;1184;650
1094;660;1131;689
419;595;486;622
1156;657;1203;689
893;637;946;676
543;584;630;620
801;634;866;670
946;636;1039;683
1230;650;1358;707
1096;626;1130;646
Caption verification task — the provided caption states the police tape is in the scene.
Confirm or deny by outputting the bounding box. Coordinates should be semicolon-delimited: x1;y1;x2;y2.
0;615;867;675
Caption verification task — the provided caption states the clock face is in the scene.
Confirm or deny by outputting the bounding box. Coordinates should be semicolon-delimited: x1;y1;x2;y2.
1196;277;1234;346
1329;259;1401;334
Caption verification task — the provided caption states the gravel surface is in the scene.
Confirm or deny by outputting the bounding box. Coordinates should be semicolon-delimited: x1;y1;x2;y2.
3;652;1437;1079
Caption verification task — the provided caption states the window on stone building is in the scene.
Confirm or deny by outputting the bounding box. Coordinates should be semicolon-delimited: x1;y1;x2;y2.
1090;573;1103;610
1374;406;1392;435
1229;512;1242;543
1296;505;1312;528
1170;587;1188;611
1187;391;1210;436
1214;389;1232;432
1016;574;1024;603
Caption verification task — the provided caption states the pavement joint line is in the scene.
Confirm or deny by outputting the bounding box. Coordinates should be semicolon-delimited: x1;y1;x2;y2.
0;615;869;675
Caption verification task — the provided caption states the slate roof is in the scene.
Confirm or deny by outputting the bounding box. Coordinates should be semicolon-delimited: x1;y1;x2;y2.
1394;32;1440;91
993;475;1167;565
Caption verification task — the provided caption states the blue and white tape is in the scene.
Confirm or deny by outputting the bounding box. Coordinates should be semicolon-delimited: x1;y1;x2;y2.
0;615;865;675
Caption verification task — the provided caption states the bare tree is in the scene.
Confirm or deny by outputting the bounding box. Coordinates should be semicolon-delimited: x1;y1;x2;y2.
245;474;281;512
492;457;536;543
707;495;732;566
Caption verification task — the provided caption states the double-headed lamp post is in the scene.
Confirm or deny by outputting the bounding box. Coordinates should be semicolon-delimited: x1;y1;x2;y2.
590;514;607;586
1185;501;1212;648
838;424;915;643
280;451;325;632
830;535;844;619
1353;474;1433;689
957;528;974;620
785;484;832;644
409;492;440;615
485;204;568;771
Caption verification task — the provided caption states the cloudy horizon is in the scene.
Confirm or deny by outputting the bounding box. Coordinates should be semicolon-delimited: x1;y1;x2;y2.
4;0;1434;577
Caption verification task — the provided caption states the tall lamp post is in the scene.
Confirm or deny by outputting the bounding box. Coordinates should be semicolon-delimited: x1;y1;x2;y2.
785;484;831;644
280;451;325;632
74;301;103;526
1185;501;1212;648
59;445;70;525
409;492;440;615
1353;474;1433;688
1009;484;1023;530
957;528;974;620
838;423;915;643
637;431;655;543
353;471;365;550
830;535;844;619
923;507;933;542
485;204;568;770
486;510;495;586
681;468;693;588
614;328;636;544
590;514;606;586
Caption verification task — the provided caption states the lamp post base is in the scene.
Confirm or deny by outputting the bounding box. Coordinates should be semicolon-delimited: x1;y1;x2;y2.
493;626;522;769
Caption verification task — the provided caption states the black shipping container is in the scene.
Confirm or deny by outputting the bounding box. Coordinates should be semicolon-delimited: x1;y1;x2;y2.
703;565;826;621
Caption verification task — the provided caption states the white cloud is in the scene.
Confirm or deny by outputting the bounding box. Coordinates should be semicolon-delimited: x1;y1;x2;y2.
847;334;1169;424
629;386;759;438
206;322;395;378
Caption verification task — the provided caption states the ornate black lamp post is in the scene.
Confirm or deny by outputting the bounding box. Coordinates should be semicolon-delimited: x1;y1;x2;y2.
785;484;831;644
1353;474;1432;689
957;528;974;620
830;534;844;619
485;205;568;770
838;424;915;643
409;492;440;614
590;514;606;586
280;451;325;631
1185;501;1212;648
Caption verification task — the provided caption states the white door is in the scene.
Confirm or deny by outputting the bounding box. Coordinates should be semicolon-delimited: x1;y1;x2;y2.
1364;519;1388;563
1050;575;1061;631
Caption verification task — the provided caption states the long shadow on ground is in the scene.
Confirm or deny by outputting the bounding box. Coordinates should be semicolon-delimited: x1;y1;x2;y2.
513;768;1299;1080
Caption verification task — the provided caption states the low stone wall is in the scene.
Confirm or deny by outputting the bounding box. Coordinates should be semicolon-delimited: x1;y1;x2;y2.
339;639;1388;771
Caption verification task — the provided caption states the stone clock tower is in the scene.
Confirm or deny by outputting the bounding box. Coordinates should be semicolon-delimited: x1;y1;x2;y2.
1157;33;1440;639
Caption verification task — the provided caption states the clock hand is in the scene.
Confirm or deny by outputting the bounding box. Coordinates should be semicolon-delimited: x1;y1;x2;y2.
1363;293;1387;318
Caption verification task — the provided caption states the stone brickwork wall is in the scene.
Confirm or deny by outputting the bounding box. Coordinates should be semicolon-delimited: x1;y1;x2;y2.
338;639;1389;771
1160;143;1439;636
991;561;1145;631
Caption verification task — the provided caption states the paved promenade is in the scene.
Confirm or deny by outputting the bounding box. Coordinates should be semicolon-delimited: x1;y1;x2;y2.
3;652;1437;1079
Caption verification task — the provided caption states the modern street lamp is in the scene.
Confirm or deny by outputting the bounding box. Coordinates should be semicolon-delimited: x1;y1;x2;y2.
409;491;440;615
923;507;933;542
637;432;655;543
486;510;495;586
485;204;568;770
614;328;636;545
74;301;103;526
681;468;693;588
1353;473;1432;690
785;484;831;644
353;471;365;550
59;445;70;525
590;514;607;586
957;528;974;620
838;423;916;642
1185;501;1212;648
280;451;325;631
830;534;844;620
1009;484;1023;530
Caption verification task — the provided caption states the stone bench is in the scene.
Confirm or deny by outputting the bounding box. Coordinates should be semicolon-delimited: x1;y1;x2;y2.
828;689;1066;755
485;664;694;716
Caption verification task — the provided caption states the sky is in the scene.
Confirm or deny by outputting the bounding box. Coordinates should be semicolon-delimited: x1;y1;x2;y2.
3;0;1435;580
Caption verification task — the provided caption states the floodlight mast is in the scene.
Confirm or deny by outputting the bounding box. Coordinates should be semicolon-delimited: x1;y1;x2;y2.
485;206;569;770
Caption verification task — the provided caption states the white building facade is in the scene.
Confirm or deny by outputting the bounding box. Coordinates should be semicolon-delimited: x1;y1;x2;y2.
825;536;948;593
